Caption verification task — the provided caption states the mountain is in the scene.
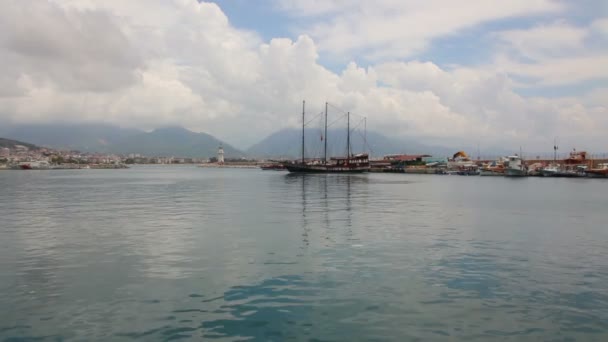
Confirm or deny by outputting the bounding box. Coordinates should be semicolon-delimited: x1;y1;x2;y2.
0;123;143;151
0;124;243;158
111;126;243;158
0;137;39;150
247;128;455;159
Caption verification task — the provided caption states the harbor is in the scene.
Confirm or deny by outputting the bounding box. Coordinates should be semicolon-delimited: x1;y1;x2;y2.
258;150;608;179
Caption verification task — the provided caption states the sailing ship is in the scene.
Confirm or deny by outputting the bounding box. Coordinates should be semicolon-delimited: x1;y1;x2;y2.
285;101;370;173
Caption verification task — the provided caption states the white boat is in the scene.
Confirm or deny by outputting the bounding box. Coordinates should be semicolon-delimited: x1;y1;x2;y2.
541;164;560;177
505;155;527;177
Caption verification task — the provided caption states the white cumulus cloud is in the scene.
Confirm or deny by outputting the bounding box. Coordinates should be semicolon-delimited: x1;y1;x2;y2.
0;0;606;153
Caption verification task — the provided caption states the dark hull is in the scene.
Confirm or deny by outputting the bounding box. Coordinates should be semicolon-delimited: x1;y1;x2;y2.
586;171;608;178
285;164;369;173
260;165;286;171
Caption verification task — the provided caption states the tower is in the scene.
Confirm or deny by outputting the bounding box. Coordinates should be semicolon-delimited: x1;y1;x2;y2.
217;144;224;164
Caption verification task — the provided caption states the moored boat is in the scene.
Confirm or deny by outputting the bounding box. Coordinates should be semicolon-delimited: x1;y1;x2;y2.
480;169;503;176
480;158;506;176
541;164;561;177
587;163;608;178
505;155;527;177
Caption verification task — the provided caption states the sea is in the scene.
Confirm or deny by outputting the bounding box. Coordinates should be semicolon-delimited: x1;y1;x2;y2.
1;166;607;341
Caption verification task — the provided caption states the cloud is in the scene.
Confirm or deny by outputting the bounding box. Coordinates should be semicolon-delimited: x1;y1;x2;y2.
489;19;608;87
494;21;588;60
276;0;563;61
0;0;142;92
0;0;606;152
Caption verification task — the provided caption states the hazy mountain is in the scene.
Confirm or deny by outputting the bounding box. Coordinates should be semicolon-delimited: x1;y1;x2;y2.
0;137;39;150
111;126;243;158
0;124;243;158
247;128;456;159
0;123;142;151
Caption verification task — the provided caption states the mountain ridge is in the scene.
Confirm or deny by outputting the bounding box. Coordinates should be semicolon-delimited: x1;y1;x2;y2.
0;124;243;158
111;126;243;158
247;128;457;158
0;137;39;150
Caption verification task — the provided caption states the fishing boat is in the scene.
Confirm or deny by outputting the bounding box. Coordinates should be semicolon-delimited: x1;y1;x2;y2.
505;155;527;177
285;101;370;173
541;164;561;177
587;163;608;178
480;158;507;176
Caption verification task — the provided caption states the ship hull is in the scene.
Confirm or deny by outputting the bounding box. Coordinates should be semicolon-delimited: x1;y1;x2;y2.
505;169;527;177
285;164;369;173
587;171;608;178
480;170;504;176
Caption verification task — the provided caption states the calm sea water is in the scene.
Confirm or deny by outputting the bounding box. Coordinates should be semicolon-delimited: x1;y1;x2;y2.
1;166;608;341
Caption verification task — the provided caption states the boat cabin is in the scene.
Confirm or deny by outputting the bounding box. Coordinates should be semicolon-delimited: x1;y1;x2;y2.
330;153;369;166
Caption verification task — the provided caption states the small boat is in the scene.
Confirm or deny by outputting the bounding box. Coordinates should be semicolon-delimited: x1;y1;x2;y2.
480;159;506;176
505;155;527;177
541;164;561;177
586;163;608;178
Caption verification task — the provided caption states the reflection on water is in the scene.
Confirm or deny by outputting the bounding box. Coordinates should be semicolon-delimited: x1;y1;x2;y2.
1;167;608;340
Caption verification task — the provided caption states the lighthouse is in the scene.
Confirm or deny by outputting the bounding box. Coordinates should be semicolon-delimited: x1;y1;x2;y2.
217;144;224;164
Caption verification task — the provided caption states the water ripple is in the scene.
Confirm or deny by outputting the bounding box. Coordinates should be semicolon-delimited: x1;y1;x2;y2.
1;168;608;340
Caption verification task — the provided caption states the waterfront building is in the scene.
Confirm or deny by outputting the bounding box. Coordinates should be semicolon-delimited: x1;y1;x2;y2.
422;156;449;164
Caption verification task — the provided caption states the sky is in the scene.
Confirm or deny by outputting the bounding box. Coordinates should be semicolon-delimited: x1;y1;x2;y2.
0;0;607;152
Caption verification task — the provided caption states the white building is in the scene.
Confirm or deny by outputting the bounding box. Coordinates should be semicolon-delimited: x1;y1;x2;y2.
0;148;9;158
217;144;224;164
14;145;28;153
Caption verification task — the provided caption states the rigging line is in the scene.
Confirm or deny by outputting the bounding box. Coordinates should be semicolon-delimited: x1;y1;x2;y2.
349;118;365;131
327;112;348;128
354;130;375;155
327;102;367;121
304;111;324;126
327;102;348;115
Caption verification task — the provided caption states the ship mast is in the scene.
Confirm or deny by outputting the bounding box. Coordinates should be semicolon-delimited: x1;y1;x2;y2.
347;111;350;163
554;137;558;164
363;117;367;156
324;102;328;165
301;100;305;165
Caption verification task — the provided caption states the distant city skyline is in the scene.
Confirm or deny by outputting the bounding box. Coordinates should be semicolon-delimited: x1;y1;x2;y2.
0;0;607;151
